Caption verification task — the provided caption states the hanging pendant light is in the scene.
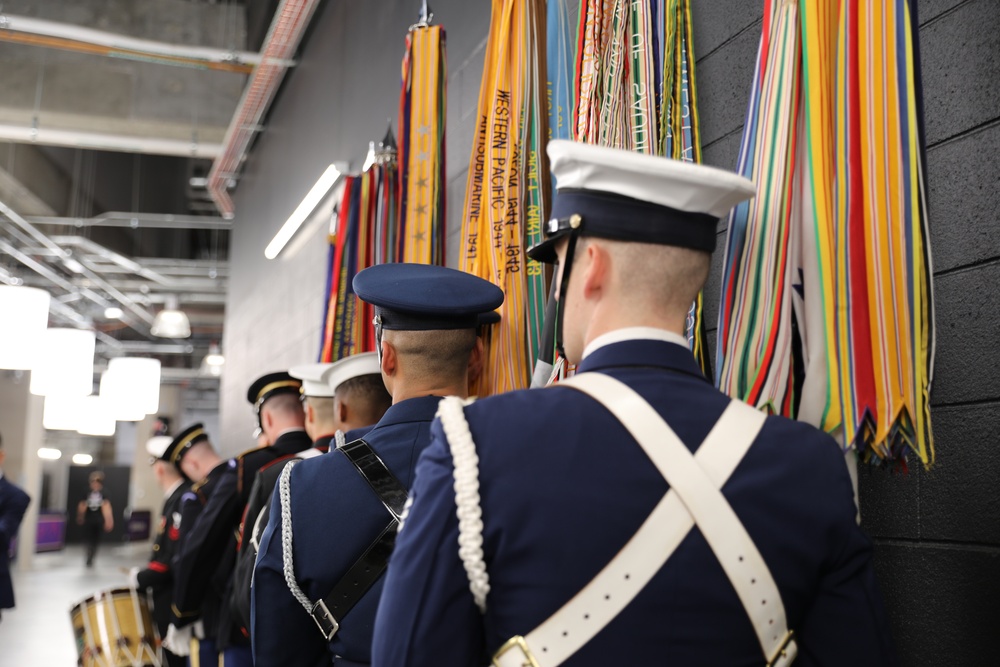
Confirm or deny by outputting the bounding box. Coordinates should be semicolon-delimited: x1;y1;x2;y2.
99;369;146;422
0;285;51;370
108;357;161;414
29;328;96;397
76;396;116;436
151;295;191;338
43;395;84;430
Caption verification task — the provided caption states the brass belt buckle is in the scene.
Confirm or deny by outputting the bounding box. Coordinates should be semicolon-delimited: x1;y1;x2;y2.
309;599;340;642
766;630;797;667
492;635;541;667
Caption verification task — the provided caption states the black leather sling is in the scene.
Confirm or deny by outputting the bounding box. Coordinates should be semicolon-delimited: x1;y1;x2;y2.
308;439;408;641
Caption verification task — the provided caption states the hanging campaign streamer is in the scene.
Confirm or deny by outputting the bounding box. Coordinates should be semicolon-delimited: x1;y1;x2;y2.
461;0;550;396
716;0;934;467
715;0;801;418
399;22;447;266
530;0;576;387
834;0;934;466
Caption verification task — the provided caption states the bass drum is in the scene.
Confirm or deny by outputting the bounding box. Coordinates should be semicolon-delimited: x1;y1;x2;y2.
70;587;161;667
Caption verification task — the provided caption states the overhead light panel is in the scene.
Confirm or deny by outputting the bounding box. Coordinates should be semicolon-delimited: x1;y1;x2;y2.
104;306;123;319
38;448;62;460
265;163;346;260
0;285;50;370
72;453;94;465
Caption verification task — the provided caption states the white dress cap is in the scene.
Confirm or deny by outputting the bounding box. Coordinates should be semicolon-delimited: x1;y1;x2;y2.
323;352;382;394
289;363;336;398
547;139;755;218
146;435;173;459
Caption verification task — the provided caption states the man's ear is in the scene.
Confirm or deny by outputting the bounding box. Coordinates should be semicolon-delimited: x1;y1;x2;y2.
468;336;485;384
381;339;398;378
305;402;315;425
337;398;349;424
581;241;608;300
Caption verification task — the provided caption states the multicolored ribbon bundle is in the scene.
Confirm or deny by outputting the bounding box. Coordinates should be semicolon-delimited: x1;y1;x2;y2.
716;0;934;467
320;18;449;362
399;22;447;266
460;0;550;395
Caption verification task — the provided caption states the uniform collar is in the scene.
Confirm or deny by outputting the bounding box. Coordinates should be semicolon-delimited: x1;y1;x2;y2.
164;478;184;499
366;395;443;434
576;336;709;383
582;326;689;359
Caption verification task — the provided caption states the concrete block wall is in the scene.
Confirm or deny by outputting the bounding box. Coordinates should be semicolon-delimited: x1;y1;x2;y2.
690;0;1000;664
222;1;999;662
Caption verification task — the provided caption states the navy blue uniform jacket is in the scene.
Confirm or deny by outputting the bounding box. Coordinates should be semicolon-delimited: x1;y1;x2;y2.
172;459;240;638
0;475;30;609
136;479;190;638
253;398;441;667
372;340;897;666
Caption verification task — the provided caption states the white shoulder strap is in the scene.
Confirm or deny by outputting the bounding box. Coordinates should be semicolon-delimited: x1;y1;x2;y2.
511;373;795;667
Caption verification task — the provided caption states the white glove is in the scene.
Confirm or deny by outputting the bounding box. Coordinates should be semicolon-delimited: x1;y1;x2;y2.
162;624;192;657
127;566;140;589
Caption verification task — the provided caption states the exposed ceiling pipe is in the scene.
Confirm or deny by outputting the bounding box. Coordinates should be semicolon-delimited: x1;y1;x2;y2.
0;200;156;328
0;13;294;74
207;0;325;218
0;123;222;159
27;212;232;230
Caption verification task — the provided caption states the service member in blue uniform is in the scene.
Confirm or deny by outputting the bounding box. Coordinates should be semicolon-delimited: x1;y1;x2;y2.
162;423;250;667
252;264;503;667
231;353;391;634
130;434;191;667
373;141;898;666
0;432;30;625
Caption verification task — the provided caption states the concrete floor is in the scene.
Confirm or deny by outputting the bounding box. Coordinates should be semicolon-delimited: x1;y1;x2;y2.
1;543;150;666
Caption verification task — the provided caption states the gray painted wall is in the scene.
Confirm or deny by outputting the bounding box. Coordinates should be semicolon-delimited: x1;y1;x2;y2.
221;1;999;663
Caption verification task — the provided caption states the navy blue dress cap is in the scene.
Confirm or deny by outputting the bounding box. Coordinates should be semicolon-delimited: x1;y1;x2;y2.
353;264;504;331
247;371;302;406
164;422;208;466
528;140;756;263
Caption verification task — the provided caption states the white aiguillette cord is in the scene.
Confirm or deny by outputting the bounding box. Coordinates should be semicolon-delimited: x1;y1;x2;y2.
492;373;796;667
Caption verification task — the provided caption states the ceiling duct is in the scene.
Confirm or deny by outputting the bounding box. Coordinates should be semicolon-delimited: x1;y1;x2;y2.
207;0;324;218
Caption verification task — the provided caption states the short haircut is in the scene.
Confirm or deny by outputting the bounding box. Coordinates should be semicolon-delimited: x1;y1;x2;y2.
304;395;336;424
89;471;104;484
336;373;392;425
584;238;711;317
383;328;478;384
262;392;303;419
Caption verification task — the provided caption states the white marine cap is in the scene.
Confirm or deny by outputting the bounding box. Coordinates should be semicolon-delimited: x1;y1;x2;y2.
146;435;173;460
528;140;756;263
323;352;381;394
289;363;336;398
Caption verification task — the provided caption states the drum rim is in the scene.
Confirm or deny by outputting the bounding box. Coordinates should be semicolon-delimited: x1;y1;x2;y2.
69;586;144;612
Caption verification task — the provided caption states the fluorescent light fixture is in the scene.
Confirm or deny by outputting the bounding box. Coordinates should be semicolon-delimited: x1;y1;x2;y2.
265;163;346;259
38;447;62;460
104;306;123;319
72;453;94;465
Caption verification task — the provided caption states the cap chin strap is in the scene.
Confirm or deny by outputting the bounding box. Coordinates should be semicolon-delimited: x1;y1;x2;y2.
554;232;580;360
